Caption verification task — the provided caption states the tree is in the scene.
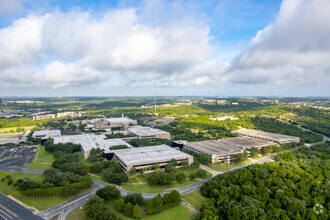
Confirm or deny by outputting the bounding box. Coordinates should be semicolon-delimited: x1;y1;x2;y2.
181;160;188;167
196;170;207;178
100;210;120;220
129;168;137;177
175;173;186;183
132;204;141;218
190;161;200;169
249;148;259;158
153;194;164;213
164;163;175;173
85;195;104;219
189;173;197;180
124;202;133;217
169;190;181;205
199;153;211;165
145;198;154;214
114;198;125;212
96;185;120;201
124;193;144;206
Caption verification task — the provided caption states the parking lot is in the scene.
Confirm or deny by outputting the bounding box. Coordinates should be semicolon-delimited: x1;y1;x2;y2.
0;146;36;168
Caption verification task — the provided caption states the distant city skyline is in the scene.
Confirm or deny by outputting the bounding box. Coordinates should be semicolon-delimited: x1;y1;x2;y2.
0;0;329;96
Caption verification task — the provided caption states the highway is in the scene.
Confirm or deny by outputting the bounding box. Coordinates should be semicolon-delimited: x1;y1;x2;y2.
0;193;43;220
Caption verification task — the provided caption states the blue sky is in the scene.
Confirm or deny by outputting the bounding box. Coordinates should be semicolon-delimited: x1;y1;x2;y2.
0;0;329;96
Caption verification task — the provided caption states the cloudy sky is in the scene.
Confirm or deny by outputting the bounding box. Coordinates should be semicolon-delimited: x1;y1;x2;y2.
0;0;329;97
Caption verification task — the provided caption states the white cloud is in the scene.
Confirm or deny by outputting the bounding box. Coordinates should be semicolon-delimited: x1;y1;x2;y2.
0;0;329;96
230;0;330;92
0;7;213;93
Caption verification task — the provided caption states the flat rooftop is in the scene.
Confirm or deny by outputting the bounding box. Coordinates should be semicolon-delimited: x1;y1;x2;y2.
106;117;136;124
232;129;300;142
33;130;61;137
113;145;192;166
185;137;273;156
53;134;132;152
128;126;170;136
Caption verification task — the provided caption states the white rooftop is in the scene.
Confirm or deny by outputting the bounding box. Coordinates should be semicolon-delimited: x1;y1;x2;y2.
53;134;132;152
106;117;136;124
128;126;169;136
113;145;192;166
32;130;61;138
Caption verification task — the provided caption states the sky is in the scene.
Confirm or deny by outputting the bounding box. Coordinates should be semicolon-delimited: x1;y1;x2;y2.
0;0;329;97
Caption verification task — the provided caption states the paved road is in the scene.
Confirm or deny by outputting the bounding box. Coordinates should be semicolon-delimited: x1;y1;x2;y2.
0;155;275;220
37;180;106;219
0;166;43;175
0;193;43;220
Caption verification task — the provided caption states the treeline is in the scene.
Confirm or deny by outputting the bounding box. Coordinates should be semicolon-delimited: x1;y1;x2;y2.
200;142;329;219
16;169;92;197
129;138;172;147
44;139;88;175
85;185;182;219
90;160;128;185
252;117;323;143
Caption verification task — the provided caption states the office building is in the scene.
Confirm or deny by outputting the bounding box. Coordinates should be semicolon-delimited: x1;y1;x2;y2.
183;137;273;164
32;130;61;140
111;145;193;172
232;129;300;144
53;134;132;159
128;126;170;141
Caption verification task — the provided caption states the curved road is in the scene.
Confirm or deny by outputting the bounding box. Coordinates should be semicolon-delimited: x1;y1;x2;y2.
0;156;275;220
0;120;327;220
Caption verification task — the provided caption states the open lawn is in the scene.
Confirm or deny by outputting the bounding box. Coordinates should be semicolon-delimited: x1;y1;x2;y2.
182;190;208;211
122;180;199;193
67;202;195;220
122;167;211;193
207;160;251;172
66;206;88;220
0;126;35;134
0;170;89;211
26;146;54;170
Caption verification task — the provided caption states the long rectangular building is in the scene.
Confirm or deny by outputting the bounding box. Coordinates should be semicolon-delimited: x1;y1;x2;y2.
53;134;132;159
128;126;170;141
184;137;273;164
32;130;61;139
111;145;193;172
232;129;300;144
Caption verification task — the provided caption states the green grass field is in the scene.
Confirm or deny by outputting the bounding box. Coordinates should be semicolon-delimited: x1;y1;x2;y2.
26;146;54;170
122;179;199;193
0;170;89;211
122;167;211;193
0;126;35;134
67;202;195;220
182;190;208;211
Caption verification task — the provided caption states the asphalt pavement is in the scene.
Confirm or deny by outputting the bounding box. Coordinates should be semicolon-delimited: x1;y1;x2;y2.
0;193;43;220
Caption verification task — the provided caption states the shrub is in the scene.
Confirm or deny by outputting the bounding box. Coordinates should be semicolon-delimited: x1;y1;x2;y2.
190;161;200;169
175;173;186;183
124;193;144;206
96;185;121;201
196;170;207;178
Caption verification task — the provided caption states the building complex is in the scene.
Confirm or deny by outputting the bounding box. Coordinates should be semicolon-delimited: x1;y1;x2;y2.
52;134;132;159
127;126;170;141
32;130;62;140
184;137;273;164
183;129;300;164
232;129;300;143
111;145;193;172
90;117;137;131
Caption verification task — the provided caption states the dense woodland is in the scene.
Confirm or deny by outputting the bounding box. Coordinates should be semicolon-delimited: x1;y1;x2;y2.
200;142;330;220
